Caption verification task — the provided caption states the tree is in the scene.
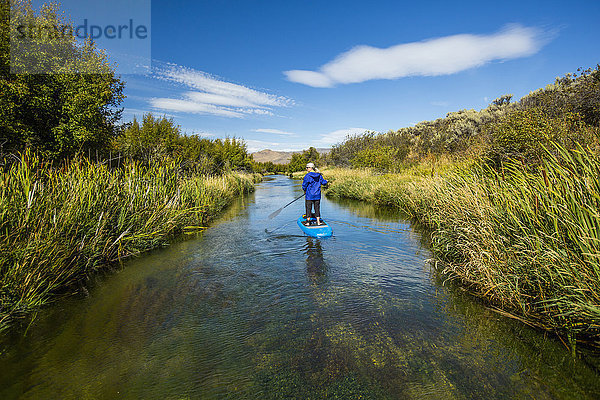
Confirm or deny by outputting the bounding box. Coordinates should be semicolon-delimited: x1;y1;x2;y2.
287;147;322;173
288;152;307;173
303;146;320;164
113;113;253;174
0;0;125;159
114;114;181;162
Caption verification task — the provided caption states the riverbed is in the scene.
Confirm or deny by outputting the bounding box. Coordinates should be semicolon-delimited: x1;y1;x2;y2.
1;175;598;399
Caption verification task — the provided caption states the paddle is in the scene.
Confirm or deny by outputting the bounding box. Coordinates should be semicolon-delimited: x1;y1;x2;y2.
268;193;305;219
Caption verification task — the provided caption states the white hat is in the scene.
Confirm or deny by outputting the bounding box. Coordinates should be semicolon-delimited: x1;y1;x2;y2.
306;162;315;168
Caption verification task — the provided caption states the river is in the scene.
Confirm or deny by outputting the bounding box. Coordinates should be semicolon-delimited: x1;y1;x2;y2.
1;175;599;399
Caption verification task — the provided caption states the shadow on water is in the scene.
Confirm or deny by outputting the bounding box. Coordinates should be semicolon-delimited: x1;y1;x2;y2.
305;237;327;286
1;175;600;399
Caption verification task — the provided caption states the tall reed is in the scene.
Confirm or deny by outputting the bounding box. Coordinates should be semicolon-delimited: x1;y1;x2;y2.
0;151;256;331
325;144;600;346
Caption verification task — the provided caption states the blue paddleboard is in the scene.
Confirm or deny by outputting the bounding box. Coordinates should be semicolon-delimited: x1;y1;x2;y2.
297;216;333;238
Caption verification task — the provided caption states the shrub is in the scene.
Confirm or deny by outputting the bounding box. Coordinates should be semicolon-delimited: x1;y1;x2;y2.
485;108;599;166
351;145;406;171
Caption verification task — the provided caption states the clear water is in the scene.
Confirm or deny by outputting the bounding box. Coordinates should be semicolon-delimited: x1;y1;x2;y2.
1;175;599;399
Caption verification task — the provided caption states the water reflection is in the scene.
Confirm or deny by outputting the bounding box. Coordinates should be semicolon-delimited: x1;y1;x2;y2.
304;237;327;285
1;175;600;399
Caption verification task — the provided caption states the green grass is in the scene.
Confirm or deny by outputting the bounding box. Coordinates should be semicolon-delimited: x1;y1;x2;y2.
0;151;258;332
325;144;600;348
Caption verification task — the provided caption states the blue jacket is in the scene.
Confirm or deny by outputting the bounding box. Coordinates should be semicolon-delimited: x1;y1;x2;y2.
302;172;328;200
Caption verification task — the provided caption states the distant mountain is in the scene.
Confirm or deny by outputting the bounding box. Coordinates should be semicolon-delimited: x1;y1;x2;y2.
251;148;330;164
251;149;296;164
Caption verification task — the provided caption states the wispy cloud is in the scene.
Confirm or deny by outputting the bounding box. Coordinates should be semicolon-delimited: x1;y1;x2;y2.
317;128;370;146
150;63;294;118
285;25;548;87
252;128;296;136
150;98;246;118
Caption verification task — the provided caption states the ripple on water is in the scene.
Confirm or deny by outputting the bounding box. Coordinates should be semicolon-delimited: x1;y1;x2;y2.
1;176;600;399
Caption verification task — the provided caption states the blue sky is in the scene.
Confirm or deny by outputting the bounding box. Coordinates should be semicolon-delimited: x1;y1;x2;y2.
44;0;600;152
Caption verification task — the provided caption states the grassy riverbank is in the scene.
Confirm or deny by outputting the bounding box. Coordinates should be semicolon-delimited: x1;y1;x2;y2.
324;145;600;348
0;151;259;332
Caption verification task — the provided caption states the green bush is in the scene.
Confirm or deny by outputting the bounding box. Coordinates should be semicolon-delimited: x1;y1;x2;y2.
350;145;406;171
521;66;600;126
486;108;599;166
327;132;374;167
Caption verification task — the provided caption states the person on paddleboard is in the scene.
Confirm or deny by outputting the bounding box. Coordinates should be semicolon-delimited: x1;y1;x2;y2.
302;162;328;226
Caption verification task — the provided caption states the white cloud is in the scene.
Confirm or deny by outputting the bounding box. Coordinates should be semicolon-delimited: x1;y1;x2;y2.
284;70;334;88
149;63;294;117
184;92;259;108
285;25;547;87
150;98;245;118
242;108;274;116
252;128;296;136
317;128;370;146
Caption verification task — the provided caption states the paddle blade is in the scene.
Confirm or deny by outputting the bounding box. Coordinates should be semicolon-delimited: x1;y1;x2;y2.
268;207;283;219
